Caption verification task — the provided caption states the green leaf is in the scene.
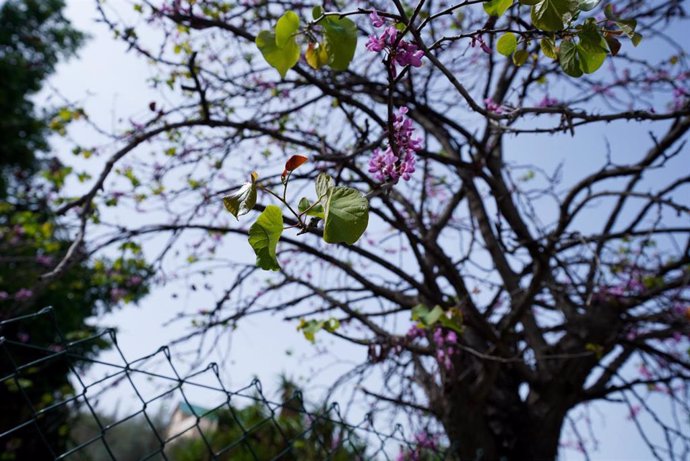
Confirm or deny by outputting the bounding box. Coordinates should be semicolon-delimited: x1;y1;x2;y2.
559;39;605;77
496;32;517;56
512;49;529;66
559;40;583;77
298;197;325;218
425;306;445;325
323;186;369;244
579;21;609;54
275;11;299;48
530;0;578;32
631;32;642;47
540;37;558;59
248;205;283;270
312;5;323;20
297;317;339;343
223;180;257;219
483;0;512;17
315;172;334;199
577;0;600;11
255;30;300;78
323;16;357;71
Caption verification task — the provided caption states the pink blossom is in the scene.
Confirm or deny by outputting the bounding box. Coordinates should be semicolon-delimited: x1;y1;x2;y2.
484;98;505;114
0;291;8;301
369;107;419;183
369;10;385;28
127;275;143;286
537;96;559;108
406;324;425;339
36;254;54;267
14;288;33;301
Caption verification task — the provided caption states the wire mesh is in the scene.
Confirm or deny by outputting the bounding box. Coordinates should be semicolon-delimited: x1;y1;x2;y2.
0;307;450;460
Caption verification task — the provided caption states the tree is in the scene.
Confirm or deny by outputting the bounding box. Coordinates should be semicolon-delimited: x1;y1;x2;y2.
49;0;689;459
0;1;150;459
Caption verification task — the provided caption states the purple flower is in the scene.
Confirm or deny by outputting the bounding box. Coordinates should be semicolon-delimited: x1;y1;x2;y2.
395;41;424;68
406;324;425;339
127;275;143;286
432;328;444;347
110;287;128;302
36;254;54;267
537;96;559;108
0;291;8;301
369;107;420;183
484;98;504;114
366;26;397;53
369;10;385;28
446;330;458;344
14;288;33;301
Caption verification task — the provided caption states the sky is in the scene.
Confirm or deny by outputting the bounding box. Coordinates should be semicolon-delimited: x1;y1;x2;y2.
39;1;687;459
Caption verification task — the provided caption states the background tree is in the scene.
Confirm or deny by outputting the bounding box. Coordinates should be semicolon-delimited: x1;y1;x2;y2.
47;0;690;459
0;1;150;459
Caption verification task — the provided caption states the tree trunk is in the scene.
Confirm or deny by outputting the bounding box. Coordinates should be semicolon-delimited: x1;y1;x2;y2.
438;376;570;461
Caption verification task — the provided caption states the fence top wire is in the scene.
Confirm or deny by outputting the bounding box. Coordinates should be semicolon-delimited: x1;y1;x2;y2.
0;307;451;461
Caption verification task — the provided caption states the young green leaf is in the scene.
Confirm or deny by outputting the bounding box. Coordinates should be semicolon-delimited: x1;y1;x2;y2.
577;0;600;11
255;30;300;78
483;0;512;17
275;11;299;48
323;186;369;244
512;49;529;66
223;183;257;219
298;197;324;219
323;16;357;71
530;0;578;32
248;205;283;271
540;37;558;59
315;172;335;199
496;32;517;56
223;171;258;219
559;40;583;77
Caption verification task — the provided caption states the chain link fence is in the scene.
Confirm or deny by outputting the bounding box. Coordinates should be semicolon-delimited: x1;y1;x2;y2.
0;308;449;460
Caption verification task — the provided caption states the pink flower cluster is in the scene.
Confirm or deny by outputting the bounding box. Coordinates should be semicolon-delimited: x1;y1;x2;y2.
369;107;420;183
433;327;458;371
406;324;459;371
365;11;424;76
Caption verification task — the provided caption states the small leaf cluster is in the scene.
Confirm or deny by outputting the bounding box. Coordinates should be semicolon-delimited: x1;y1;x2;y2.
255;7;357;78
411;305;463;334
297;317;340;343
490;1;641;77
223;156;369;271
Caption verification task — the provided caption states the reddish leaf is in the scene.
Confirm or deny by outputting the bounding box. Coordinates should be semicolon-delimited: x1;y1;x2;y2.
282;155;308;178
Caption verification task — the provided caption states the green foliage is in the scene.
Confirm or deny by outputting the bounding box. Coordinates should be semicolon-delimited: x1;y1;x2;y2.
255;29;300;78
411;305;464;333
297;318;340;343
248;205;284;271
321;16;358;71
255;9;357;77
224;166;369;271
168;382;365;461
223;172;258;219
0;0;84;194
483;0;513;17
496;32;517;56
322;186;370;245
